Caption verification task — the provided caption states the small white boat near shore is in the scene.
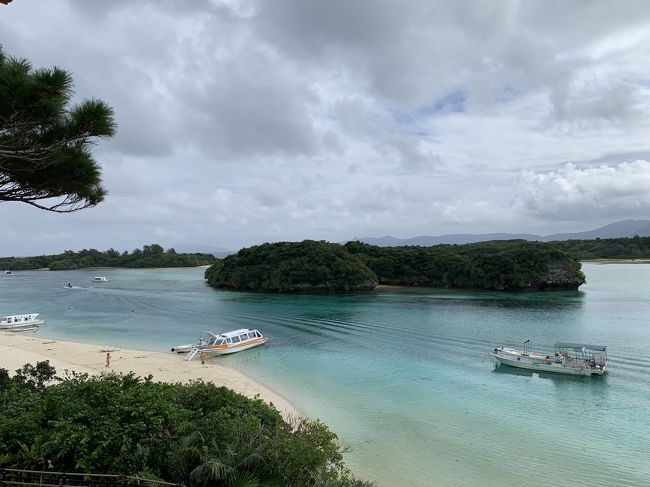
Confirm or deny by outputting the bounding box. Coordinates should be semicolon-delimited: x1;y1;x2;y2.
491;341;607;376
93;276;108;282
0;313;45;332
182;329;267;361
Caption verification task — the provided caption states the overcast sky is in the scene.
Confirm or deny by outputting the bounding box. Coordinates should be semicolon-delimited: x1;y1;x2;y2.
2;0;650;255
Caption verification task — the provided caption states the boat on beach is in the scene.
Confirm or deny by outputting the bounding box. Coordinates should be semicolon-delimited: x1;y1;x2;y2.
491;341;607;376
182;329;267;361
0;313;45;332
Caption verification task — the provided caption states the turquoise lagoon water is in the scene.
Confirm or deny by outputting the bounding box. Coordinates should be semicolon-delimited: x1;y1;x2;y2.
1;264;649;486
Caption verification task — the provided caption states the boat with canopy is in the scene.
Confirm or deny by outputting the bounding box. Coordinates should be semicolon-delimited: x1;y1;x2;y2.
491;341;607;376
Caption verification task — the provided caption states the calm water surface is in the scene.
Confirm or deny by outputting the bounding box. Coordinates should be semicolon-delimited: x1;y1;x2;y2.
1;264;649;486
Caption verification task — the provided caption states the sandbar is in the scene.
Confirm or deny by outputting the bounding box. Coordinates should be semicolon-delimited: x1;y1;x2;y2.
0;332;300;419
582;258;650;264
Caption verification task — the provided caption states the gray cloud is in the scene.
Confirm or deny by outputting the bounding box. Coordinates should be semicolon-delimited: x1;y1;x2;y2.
2;0;650;255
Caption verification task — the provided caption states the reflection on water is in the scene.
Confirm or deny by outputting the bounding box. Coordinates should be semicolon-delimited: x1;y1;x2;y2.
491;361;609;384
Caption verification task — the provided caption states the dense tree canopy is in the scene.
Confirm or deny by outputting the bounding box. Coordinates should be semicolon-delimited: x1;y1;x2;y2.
345;240;584;290
0;362;373;486
0;47;115;212
205;240;378;292
205;239;585;292
0;244;216;270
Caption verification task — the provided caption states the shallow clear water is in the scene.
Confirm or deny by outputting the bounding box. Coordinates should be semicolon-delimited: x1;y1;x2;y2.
1;264;649;486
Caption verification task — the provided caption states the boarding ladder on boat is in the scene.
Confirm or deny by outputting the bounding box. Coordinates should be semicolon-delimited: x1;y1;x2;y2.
186;348;199;362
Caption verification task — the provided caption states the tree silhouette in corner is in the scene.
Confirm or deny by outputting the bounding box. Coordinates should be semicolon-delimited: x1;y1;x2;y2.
0;48;116;212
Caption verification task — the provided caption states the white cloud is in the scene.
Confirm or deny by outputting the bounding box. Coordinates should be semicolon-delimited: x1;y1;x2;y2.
516;160;650;219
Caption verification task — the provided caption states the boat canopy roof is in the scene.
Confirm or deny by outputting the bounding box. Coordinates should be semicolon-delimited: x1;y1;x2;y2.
211;328;259;338
554;342;606;351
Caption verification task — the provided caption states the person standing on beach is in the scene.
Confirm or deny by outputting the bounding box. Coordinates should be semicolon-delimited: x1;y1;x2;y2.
200;351;206;365
105;352;111;368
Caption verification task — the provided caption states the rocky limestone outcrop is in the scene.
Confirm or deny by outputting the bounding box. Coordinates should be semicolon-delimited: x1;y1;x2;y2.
536;260;585;290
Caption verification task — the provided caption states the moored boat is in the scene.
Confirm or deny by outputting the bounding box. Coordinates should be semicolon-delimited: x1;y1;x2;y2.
184;329;267;361
491;341;607;376
0;313;45;331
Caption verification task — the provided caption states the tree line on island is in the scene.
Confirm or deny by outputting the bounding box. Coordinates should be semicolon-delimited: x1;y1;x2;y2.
550;235;650;260
205;239;586;292
0;362;373;487
0;244;217;270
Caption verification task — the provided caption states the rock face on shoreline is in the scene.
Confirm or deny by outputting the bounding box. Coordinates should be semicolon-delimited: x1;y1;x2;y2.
537;260;586;290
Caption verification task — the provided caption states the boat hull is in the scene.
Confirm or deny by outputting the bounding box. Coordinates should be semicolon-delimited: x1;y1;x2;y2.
202;338;267;356
492;352;605;376
0;319;44;331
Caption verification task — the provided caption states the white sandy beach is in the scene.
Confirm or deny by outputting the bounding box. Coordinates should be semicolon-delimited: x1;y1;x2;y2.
0;332;300;419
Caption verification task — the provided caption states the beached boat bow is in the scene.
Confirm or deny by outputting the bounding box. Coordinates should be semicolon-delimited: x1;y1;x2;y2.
183;329;267;361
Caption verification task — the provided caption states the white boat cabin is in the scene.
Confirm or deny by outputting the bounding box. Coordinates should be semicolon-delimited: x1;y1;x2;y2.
210;328;264;347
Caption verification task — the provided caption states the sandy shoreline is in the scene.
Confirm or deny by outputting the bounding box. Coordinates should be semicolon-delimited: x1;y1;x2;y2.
0;332;300;419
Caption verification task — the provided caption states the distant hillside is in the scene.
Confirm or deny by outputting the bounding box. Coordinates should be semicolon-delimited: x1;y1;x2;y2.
355;219;650;246
172;245;235;258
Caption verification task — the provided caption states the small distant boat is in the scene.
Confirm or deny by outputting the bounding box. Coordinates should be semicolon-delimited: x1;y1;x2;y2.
65;282;74;289
0;313;45;332
182;329;267;361
4;270;12;276
491;341;607;376
93;276;108;282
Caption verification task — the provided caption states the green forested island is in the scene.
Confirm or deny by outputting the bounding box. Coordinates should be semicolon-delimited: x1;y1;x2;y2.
205;240;585;292
0;362;372;487
0;244;216;270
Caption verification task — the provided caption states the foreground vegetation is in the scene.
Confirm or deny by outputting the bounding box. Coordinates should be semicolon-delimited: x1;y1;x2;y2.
0;244;216;270
0;362;372;487
206;240;584;292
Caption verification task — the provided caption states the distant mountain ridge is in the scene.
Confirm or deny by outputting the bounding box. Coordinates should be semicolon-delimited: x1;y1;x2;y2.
355;219;650;247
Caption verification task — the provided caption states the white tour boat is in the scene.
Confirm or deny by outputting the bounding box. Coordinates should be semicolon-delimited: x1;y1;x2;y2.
491;341;607;376
93;276;108;282
0;313;45;332
184;329;267;361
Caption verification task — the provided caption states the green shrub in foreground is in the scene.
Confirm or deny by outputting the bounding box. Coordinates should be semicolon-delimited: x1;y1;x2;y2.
0;362;374;487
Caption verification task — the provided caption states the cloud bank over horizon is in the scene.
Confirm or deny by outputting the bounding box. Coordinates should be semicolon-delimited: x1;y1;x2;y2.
2;0;650;255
